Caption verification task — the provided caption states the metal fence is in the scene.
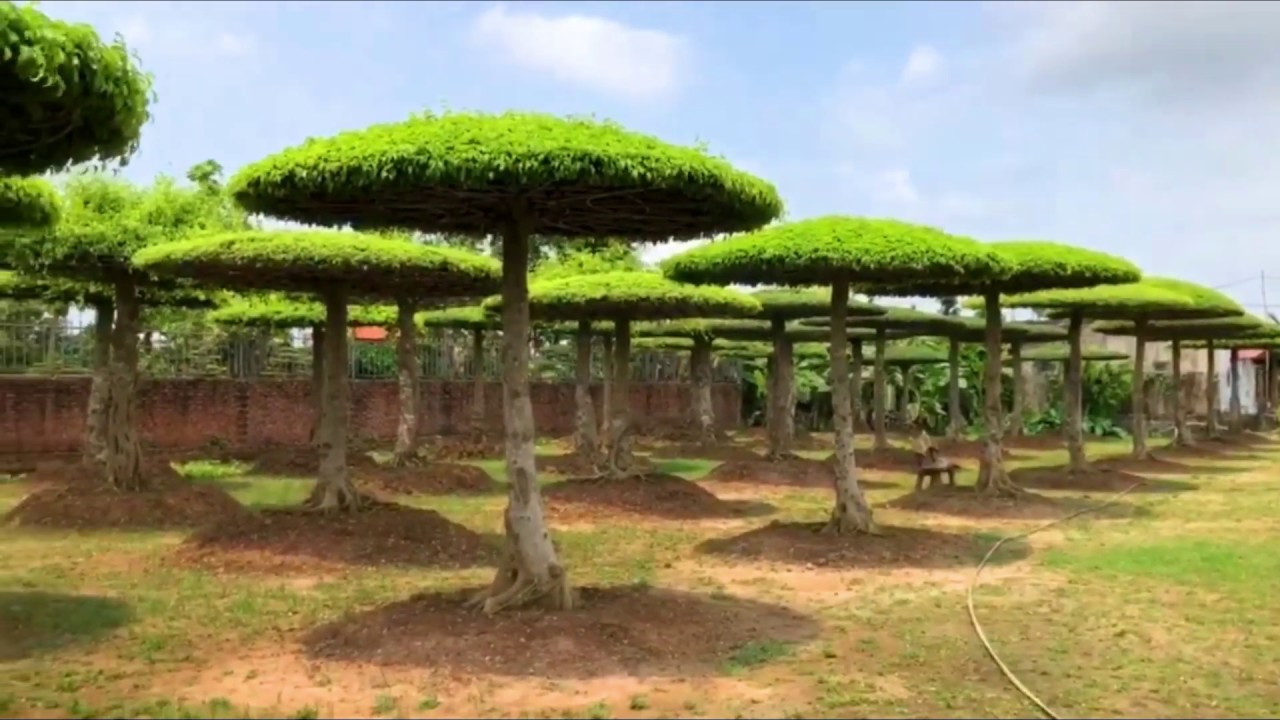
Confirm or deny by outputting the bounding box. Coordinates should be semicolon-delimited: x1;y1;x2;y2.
0;321;741;384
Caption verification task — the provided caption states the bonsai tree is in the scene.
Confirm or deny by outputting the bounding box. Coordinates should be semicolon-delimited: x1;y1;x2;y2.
1005;277;1242;464
2;2;152;175
663;216;1011;533
1094;314;1263;445
1;177;59;230
482;270;761;477
209;295;397;449
226;110;782;612
6;173;246;490
134;229;501;509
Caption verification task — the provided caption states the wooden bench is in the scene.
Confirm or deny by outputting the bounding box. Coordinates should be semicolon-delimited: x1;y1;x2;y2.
914;449;960;491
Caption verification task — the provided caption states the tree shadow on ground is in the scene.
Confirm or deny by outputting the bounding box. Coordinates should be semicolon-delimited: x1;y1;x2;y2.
881;485;1152;522
544;474;776;521
175;502;501;574
1089;454;1245;477
701;458;896;491
1009;466;1198;494
697;521;1031;569
301;583;820;679
0;591;134;661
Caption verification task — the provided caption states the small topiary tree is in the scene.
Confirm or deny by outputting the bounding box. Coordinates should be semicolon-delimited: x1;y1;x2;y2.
209;295;398;449
135;229;500;509
2;2;153;175
226;110;782;612
1007;277;1242;463
663;216;1012;532
1094;313;1263;442
483;270;760;476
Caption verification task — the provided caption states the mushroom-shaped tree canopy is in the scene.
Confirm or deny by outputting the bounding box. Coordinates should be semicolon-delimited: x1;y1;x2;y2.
136;229;502;507
663;216;1012;533
1014;344;1129;363
229;110;784;613
420;305;502;332
882;343;950;366
1001;275;1242;463
1;3;153;175
631;336;695;352
0;177;60;230
485;270;760;469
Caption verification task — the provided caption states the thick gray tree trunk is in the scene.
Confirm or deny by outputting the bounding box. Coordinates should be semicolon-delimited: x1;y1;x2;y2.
474;214;571;613
690;337;716;447
1130;321;1150;460
572;320;601;464
470;329;486;432
391;299;421;466
310;292;362;510
84;299;113;467
1206;340;1220;438
947;338;962;441
850;338;864;431
1228;347;1242;433
104;280;145;490
976;293;1017;497
767;318;795;459
606;319;636;476
309;325;326;447
823;277;874;534
872;329;889;451
1172;339;1193;446
1064;312;1089;472
1008;341;1024;437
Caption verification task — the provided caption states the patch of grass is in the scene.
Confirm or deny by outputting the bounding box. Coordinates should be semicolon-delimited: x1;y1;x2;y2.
1045;537;1280;588
417;694;440;711
173;459;250;480
723;639;794;674
373;694;398;715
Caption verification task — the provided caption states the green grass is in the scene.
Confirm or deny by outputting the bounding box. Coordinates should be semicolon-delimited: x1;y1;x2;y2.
3;431;1280;718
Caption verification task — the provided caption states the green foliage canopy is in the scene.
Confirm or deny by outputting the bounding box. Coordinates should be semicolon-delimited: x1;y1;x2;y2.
134;229;502;300
1093;315;1268;341
482;271;761;322
229;111;784;240
882;343;950;366
1;2;153;174
800;306;960;336
660;216;1010;291
208;295;397;330
0;176;59;229
419;304;501;331
0;268;214;309
632;318;870;342
747;287;884;320
1000;277;1242;321
943;317;1069;343
1013;343;1129;363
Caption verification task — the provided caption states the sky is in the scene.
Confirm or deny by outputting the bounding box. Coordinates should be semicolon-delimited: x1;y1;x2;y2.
36;0;1280;314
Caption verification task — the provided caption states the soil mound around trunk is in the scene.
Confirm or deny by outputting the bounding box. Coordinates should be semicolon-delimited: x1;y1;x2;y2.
4;467;250;530
176;502;498;573
646;444;767;462
702;458;894;490
882;484;1145;521
544;474;775;521
1009;466;1196;494
302;584;820;678
351;460;499;496
426;434;505;461
698;521;1030;569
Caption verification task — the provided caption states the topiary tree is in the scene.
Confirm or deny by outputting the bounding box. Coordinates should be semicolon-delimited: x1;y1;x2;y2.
209;295;398;449
226;111;782;612
1094;313;1263;443
1;176;59;230
1006;277;1242;464
483;271;760;476
663;216;1012;532
6;173;246;490
135;229;501;508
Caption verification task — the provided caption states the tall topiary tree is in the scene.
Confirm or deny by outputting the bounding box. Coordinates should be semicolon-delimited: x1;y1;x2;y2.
6;173;245;490
135;230;500;508
663;216;1011;532
2;2;153;175
225;111;782;612
1005;277;1242;464
483;271;760;476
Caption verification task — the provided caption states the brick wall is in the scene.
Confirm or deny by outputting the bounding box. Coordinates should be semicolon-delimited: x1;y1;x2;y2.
0;377;742;457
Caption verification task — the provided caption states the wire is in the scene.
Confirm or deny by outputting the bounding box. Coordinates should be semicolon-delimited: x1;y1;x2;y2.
967;480;1147;720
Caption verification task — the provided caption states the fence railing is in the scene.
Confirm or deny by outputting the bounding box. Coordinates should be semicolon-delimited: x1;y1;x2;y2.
0;321;741;383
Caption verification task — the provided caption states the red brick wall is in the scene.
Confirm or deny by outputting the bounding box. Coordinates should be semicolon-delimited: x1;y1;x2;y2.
0;377;742;456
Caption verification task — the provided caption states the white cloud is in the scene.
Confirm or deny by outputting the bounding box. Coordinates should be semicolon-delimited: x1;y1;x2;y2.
873;169;920;205
470;3;688;102
900;45;943;86
43;2;257;60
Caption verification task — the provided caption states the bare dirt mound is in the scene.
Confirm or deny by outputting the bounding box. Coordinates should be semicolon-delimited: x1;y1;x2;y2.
881;484;1144;521
176;502;498;573
702;458;894;490
5;466;250;530
537;453;602;478
352;461;498;496
699;520;1030;569
302;584;820;678
645;444;767;462
1009;466;1196;494
544;473;775;521
426;434;505;461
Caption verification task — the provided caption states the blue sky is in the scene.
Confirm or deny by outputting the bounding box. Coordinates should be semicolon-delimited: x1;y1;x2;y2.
39;0;1280;312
